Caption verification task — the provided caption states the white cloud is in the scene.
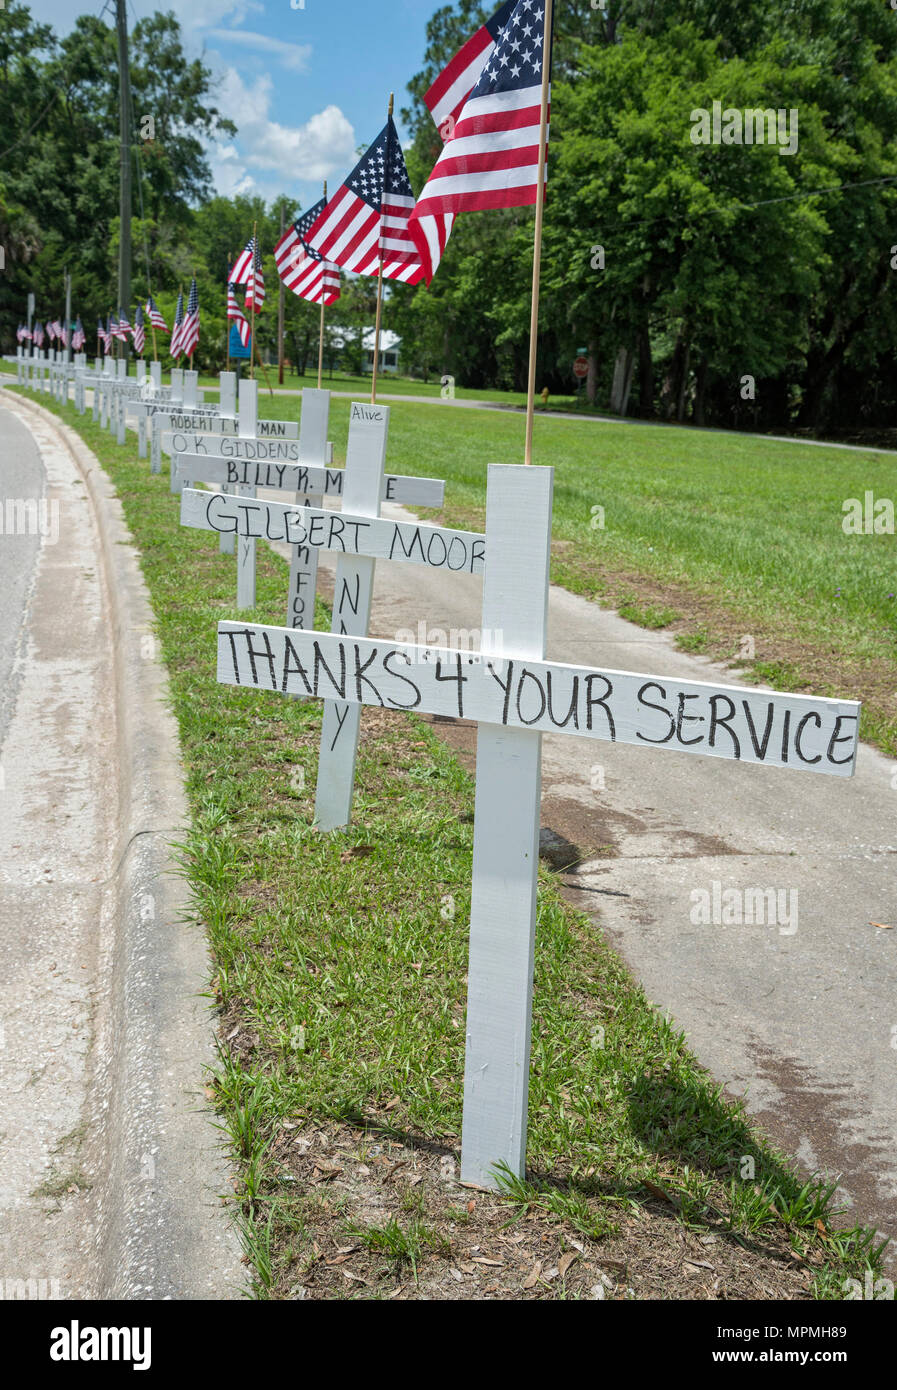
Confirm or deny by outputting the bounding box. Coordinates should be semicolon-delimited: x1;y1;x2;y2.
173;0;266;31
205;29;312;72
208;67;356;196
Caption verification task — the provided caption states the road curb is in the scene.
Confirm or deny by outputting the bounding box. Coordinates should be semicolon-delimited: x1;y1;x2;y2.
6;388;243;1299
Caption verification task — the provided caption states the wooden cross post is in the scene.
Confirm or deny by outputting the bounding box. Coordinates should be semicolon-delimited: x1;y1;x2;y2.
461;463;550;1184
212;460;861;1188
286;388;330;637
315;402;389;828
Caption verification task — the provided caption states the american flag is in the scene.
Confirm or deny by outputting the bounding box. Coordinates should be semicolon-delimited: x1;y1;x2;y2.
117;308;131;337
16;324;30;343
227;284;251;347
408;0;551;284
97;317;107;350
306;117;424;283
231;236;265;312
46;320;58;342
179;277;200;358
274;199;341;306
169;289;185;357
110;312;128;342
72;318;86;350
146;295;168;331
425;0;516;137
33;322;45;347
132;304;146;355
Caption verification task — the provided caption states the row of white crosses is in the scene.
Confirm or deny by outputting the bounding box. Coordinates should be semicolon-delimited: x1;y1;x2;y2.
16;344;862;1185
195;404;861;1189
172;381;445;634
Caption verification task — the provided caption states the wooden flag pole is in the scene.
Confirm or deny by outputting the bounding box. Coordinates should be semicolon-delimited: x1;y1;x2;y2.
277;205;285;385
190;268;196;371
371;252;385;405
523;0;553;467
226;252;232;374
317;298;326;391
370;94;393;407
317;181;327;391
249;220;257;382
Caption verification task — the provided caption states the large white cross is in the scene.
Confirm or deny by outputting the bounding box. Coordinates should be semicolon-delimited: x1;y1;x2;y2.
211;460;861;1189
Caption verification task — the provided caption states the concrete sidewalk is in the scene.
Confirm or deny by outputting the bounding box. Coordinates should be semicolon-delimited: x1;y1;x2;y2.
0;390;241;1298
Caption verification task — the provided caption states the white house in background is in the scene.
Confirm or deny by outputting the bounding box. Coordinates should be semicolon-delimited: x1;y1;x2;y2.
362;328;401;374
324;326;403;375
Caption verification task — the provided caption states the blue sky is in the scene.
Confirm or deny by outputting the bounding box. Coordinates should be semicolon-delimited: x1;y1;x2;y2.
29;0;437;211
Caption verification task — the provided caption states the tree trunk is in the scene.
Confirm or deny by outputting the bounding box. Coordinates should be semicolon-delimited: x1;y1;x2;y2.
586;335;598;404
693;357;708;426
610;346;634;415
676;339;691;422
638;325;653;416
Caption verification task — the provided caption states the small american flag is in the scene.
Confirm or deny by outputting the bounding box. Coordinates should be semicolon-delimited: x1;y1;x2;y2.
408;0;551;284
231;236;265;312
110;312;128;342
179;277;200;358
227;284;251;347
132;304;146;355
97;317;107;350
306;117;424;283
33;322;45;347
117;308;131;337
170;290;185;357
146;295;168;332
72;318;86;350
274;199;341;306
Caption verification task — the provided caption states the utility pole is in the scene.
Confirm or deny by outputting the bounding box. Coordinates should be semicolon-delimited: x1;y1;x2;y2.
277;203;285;385
115;0;132;363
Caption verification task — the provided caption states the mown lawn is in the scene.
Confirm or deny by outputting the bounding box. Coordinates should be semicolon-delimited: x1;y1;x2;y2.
9;381;891;1301
199;389;897;755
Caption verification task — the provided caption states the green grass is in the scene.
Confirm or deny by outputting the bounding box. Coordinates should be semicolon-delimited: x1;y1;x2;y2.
13;383;892;1300
194;390;897;756
198;368;537;406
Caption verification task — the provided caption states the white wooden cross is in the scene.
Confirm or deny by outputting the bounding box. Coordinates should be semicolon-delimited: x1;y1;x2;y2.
182;401;480;831
211;461;861;1189
172;398;444;625
162;412;302;489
